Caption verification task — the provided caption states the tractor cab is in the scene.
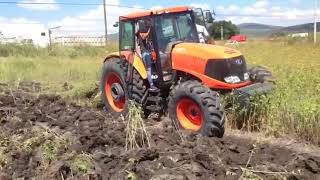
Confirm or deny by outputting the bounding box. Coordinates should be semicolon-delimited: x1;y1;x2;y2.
118;7;214;87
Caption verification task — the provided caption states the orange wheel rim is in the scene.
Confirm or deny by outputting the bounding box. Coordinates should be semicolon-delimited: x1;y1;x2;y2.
176;98;202;131
105;73;125;112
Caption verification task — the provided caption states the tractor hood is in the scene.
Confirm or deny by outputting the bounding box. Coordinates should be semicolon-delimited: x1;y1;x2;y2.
171;42;249;88
172;43;242;60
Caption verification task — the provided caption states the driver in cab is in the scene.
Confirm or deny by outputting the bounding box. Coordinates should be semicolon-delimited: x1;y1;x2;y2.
136;20;157;91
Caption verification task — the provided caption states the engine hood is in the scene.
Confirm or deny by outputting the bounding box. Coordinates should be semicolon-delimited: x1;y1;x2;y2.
172;43;242;60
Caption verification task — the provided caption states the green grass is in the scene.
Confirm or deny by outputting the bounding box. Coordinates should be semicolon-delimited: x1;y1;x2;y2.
0;43;119;99
0;56;101;98
0;41;319;145
230;41;320;144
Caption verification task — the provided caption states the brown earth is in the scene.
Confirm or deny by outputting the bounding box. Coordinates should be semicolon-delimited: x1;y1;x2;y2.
0;83;319;180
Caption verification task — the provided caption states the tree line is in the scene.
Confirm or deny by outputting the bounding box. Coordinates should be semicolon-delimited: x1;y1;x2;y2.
208;20;240;40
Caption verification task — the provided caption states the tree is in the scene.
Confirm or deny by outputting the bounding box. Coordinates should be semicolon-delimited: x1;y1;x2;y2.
208;20;239;40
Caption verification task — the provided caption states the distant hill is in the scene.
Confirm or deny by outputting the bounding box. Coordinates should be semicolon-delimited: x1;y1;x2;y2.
237;22;320;37
280;22;320;33
238;23;282;37
238;23;282;30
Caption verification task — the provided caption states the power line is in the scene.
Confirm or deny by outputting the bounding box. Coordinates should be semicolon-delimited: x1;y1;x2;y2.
217;14;313;18
0;22;43;24
0;1;314;18
0;1;148;9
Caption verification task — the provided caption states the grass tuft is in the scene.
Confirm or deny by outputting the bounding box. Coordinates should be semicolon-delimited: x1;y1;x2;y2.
125;101;150;150
72;153;94;173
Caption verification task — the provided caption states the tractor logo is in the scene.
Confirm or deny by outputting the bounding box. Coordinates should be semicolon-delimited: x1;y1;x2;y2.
235;58;243;65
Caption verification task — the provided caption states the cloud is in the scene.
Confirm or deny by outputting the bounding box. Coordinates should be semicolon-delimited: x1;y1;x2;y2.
215;1;316;26
253;1;269;8
18;0;59;11
291;0;301;4
48;0;144;36
190;3;210;10
1;0;145;46
0;17;48;46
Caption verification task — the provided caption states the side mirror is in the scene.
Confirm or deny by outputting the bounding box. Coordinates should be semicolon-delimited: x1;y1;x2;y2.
204;10;214;23
113;22;119;27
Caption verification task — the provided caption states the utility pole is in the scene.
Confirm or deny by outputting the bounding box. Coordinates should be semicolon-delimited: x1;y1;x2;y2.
48;26;61;50
314;0;318;45
220;25;224;40
103;0;108;46
48;29;52;49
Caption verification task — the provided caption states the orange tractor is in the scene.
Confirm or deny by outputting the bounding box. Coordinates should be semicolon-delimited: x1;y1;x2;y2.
101;6;274;138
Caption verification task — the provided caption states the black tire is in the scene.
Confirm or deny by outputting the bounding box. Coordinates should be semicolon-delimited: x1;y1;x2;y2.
168;81;225;138
101;58;128;117
128;69;147;104
127;68;151;117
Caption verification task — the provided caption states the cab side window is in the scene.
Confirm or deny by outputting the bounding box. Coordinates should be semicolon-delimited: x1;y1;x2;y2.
120;21;134;50
162;18;175;38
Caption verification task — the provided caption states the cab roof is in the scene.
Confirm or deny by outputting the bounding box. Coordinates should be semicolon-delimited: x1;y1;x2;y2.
120;6;191;20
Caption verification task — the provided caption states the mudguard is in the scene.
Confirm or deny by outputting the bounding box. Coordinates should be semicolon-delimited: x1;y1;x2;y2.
104;52;147;79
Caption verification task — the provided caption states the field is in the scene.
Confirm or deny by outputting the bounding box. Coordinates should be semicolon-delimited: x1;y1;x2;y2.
232;40;320;144
0;41;320;179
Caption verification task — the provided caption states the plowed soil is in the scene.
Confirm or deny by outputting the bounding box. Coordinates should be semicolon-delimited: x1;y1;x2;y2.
0;83;319;180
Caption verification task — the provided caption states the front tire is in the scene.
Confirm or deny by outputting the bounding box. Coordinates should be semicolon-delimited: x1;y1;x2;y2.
168;81;225;138
101;58;128;117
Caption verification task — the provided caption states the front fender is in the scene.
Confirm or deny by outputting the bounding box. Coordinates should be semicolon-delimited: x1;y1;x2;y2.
104;52;147;79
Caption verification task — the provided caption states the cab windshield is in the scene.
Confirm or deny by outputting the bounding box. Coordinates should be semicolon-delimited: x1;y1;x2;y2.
154;12;199;51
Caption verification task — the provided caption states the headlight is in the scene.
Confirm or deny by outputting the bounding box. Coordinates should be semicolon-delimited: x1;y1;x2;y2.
224;76;241;84
244;73;249;80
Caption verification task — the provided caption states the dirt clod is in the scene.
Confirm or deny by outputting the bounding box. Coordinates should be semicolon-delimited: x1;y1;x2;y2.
0;84;320;179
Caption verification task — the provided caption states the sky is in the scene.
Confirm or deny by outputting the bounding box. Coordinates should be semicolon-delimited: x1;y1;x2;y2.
0;0;319;46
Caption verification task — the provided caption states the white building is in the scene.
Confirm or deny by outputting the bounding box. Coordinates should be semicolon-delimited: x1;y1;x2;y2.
53;36;106;47
289;33;309;38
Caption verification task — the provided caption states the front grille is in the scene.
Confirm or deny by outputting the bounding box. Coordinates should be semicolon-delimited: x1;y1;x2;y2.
205;56;247;83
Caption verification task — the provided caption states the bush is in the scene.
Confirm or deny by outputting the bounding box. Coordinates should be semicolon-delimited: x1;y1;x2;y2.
208;20;239;40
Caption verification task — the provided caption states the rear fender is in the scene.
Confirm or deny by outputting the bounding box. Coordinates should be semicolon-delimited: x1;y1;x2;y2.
104;52;147;79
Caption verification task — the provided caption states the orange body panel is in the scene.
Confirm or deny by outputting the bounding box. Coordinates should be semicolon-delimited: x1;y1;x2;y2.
120;6;190;20
104;51;147;80
172;43;250;89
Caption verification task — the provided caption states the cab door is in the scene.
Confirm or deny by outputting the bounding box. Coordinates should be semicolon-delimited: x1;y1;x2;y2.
119;20;135;64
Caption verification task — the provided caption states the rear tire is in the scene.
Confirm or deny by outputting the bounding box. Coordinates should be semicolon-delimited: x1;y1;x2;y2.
168;81;225;138
128;69;147;104
101;58;128;117
128;69;151;117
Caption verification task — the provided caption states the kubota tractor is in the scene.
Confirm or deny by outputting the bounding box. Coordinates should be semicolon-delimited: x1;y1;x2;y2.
101;6;274;138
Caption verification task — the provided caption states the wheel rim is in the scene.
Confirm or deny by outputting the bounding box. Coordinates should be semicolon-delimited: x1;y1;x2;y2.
105;72;125;112
176;98;203;131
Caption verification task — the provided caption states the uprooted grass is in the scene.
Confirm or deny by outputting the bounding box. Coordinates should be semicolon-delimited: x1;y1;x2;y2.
125;101;150;150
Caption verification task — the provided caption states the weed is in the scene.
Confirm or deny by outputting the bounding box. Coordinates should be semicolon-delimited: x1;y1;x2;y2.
41;142;56;164
0;155;7;169
232;41;320;145
125;100;150;150
72;153;93;173
126;171;137;180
